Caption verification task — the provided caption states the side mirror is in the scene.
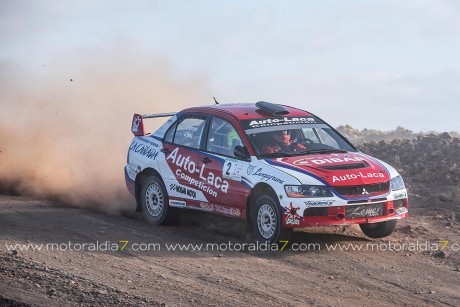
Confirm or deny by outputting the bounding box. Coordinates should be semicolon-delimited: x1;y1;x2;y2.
234;145;250;160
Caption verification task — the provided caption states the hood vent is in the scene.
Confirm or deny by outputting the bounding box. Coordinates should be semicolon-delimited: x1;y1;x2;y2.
255;101;289;116
320;162;368;170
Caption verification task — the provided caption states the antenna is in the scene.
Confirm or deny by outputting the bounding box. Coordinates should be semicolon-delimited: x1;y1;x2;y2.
213;97;219;105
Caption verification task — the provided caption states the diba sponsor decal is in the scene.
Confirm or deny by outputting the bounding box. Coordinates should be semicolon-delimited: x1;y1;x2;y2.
248;117;316;128
252;168;284;184
166;148;228;198
169;200;186;207
129;139;159;159
169;184;197;199
305;200;335;207
293;155;365;166
332;172;385;183
284;203;302;225
214;205;240;217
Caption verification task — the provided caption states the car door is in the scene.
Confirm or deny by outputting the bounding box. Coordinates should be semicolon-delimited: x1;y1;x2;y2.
197;116;251;215
158;114;208;206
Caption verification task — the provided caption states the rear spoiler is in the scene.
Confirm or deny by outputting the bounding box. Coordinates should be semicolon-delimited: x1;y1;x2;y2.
131;112;177;136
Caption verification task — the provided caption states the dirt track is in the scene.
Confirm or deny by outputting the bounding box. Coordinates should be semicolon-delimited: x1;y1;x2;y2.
1;195;459;306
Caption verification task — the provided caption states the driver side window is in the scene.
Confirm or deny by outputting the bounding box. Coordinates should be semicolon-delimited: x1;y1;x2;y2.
206;117;243;157
173;117;206;149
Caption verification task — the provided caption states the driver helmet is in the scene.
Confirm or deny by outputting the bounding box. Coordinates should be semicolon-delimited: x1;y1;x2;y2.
273;130;291;145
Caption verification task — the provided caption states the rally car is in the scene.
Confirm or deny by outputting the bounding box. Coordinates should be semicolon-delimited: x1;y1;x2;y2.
125;101;408;243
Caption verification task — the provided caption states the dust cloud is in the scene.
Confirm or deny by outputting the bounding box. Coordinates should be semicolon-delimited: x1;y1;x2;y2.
0;46;211;213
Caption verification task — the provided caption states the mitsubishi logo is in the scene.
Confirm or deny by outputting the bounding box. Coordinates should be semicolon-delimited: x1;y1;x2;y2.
362;188;369;195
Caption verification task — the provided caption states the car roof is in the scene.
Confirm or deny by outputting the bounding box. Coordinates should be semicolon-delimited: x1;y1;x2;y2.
180;103;313;121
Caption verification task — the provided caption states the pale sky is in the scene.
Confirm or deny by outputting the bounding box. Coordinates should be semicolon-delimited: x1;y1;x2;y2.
1;0;460;132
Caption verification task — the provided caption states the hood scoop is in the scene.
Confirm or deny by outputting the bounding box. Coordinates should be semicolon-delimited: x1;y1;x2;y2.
319;162;368;171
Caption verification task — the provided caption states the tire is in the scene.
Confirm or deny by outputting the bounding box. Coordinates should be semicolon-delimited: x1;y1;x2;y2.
140;176;174;225
360;220;397;238
251;195;292;244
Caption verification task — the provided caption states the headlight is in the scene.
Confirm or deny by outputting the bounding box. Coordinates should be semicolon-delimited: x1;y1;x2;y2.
285;185;333;198
390;176;405;191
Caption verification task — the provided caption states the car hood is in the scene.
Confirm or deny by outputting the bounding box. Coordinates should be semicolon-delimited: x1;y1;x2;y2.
267;152;390;187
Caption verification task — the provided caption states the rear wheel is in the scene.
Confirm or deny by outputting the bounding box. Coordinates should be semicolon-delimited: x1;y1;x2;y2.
140;176;174;225
360;220;397;238
251;195;292;244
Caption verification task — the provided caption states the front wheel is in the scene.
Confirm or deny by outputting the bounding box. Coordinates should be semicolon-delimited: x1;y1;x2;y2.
140;176;174;225
360;220;397;238
251;195;292;244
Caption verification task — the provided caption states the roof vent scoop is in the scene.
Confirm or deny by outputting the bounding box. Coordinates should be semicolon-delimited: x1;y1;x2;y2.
256;101;290;116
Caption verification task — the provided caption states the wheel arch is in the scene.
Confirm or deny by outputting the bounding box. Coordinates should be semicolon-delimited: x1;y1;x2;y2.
245;182;279;227
135;167;164;212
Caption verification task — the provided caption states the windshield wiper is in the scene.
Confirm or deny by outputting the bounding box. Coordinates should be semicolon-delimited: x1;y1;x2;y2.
259;148;349;158
298;148;349;155
259;152;299;158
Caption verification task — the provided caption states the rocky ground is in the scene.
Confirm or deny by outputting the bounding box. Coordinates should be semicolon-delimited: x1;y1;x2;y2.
354;132;460;222
337;125;460;144
0;196;459;306
1;130;460;306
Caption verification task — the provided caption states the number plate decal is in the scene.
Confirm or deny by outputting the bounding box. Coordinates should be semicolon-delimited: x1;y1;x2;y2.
346;203;384;218
223;158;243;181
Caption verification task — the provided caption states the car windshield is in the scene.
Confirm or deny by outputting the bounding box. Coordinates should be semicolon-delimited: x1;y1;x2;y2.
242;117;356;157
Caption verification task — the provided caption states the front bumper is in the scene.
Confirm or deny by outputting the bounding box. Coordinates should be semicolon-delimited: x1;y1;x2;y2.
281;196;409;228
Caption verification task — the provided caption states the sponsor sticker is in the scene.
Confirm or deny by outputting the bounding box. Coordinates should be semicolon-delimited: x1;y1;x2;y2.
169;200;187;207
249;167;284;184
293;155;365;166
199;202;214;212
166;148;229;197
305;200;335;207
332;172;385;183
132;115;142;133
214;205;241;217
223;158;243;181
395;207;408;216
247;165;256;175
169;184;197;199
284;203;302;225
393;192;407;200
346;204;383;218
129;138;159;159
245;117;316;129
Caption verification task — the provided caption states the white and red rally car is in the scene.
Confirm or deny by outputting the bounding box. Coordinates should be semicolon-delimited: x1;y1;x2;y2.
125;101;408;243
